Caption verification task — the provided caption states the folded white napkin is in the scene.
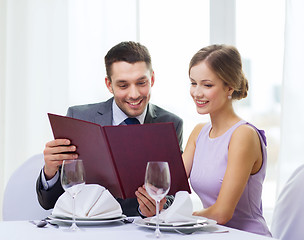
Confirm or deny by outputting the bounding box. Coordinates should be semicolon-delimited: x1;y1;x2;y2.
159;191;194;223
149;191;204;226
52;184;122;219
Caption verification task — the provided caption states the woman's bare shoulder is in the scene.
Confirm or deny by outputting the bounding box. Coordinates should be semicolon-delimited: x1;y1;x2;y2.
188;123;208;142
193;122;208;134
231;123;260;147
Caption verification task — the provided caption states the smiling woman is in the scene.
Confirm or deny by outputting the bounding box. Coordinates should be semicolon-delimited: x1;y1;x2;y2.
189;61;234;116
182;44;271;236
139;0;285;227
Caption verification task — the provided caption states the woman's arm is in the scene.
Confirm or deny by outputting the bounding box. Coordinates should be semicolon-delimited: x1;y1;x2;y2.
193;124;263;224
182;123;205;177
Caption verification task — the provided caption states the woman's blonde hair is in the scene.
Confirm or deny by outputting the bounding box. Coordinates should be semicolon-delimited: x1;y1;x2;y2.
189;44;248;100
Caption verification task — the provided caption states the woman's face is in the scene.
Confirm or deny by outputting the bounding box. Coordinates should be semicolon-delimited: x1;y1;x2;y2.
189;61;232;116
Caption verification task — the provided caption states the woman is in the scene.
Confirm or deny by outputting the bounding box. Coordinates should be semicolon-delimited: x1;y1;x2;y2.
183;44;271;236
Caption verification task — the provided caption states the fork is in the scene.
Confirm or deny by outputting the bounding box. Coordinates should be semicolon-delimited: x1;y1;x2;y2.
174;228;229;235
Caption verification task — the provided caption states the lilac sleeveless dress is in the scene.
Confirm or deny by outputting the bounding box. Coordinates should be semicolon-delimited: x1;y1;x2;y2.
190;120;271;236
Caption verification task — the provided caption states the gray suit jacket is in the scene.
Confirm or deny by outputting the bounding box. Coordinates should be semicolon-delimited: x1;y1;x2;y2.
36;97;183;216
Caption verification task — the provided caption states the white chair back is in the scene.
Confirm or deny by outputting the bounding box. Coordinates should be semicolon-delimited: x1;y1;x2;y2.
2;153;52;221
271;164;304;240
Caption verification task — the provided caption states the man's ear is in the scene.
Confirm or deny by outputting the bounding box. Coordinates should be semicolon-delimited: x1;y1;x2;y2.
151;71;155;87
105;77;113;94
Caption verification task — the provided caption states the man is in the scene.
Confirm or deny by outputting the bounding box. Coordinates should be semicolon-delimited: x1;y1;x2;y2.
36;41;183;217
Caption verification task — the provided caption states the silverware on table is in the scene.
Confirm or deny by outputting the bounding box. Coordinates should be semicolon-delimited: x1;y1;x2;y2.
29;219;59;228
174;228;229;235
122;218;134;224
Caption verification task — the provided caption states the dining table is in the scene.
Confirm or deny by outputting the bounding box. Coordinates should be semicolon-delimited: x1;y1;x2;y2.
0;217;276;240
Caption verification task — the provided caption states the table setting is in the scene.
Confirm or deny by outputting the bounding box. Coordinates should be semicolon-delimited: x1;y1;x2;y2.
49;184;126;226
46;159;127;228
0;159;276;239
1;214;275;240
134;191;219;234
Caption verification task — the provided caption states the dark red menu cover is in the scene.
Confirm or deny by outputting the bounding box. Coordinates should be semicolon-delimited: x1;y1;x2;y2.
48;113;191;199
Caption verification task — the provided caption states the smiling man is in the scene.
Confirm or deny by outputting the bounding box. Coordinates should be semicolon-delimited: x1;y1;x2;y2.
36;41;183;217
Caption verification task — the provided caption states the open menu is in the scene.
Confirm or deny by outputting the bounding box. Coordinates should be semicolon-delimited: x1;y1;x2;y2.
48;113;191;199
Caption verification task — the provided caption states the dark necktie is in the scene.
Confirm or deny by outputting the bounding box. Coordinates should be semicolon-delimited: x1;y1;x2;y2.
124;117;140;125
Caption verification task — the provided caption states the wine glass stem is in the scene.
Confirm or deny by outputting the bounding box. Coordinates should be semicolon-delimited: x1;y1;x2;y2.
71;195;78;230
73;195;76;222
155;199;161;238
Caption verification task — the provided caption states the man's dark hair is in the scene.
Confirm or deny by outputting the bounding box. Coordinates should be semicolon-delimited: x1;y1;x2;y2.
104;41;152;80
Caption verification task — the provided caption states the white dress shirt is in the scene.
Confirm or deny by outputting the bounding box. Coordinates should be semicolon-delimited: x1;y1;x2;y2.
112;100;146;125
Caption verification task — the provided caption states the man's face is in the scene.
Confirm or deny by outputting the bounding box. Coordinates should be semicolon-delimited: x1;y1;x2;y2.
105;61;154;118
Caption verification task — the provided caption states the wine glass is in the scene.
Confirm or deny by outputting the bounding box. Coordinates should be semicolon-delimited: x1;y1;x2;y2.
61;159;86;231
145;161;171;238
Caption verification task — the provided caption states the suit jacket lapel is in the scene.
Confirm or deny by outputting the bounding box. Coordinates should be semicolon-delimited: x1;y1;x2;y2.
144;103;157;123
95;97;113;126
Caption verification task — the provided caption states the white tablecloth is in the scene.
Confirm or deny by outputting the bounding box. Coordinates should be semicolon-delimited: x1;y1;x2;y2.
0;217;276;240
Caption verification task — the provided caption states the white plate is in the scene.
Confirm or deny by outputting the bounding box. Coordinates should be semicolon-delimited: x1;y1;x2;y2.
143;216;208;227
48;214;127;225
134;217;217;231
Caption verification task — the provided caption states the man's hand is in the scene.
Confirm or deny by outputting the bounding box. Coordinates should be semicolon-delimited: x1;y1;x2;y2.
135;185;167;217
43;139;78;179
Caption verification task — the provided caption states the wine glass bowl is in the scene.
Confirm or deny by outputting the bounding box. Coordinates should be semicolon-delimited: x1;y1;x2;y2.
61;159;86;231
145;161;171;238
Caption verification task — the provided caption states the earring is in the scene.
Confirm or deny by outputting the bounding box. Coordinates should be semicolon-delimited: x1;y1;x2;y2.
228;95;232;100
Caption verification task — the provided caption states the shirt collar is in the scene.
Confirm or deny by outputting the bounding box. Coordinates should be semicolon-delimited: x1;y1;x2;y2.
112;100;147;125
